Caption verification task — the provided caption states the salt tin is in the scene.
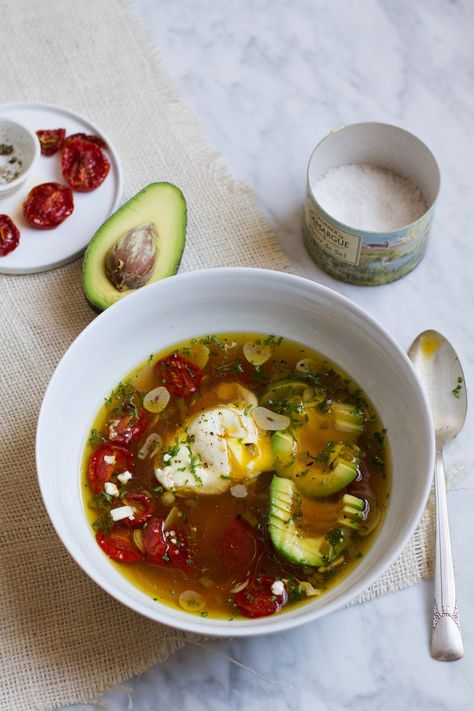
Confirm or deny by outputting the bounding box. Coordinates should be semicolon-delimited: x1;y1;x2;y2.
302;122;440;286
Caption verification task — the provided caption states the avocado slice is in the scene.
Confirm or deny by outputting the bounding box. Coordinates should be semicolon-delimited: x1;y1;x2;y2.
268;476;365;567
83;182;186;311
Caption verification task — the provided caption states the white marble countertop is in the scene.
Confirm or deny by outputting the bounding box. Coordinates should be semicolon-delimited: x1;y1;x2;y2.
69;1;474;708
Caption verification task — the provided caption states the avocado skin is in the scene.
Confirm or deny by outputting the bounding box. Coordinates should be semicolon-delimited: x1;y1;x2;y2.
82;182;187;312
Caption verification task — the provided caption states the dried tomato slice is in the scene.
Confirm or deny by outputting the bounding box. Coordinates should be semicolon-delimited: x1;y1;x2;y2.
88;442;133;493
142;517;190;570
121;493;154;528
0;214;20;256
36;128;66;156
106;406;150;445
65;132;108;150
219;517;257;572
23;182;74;229
61;138;110;192
233;576;287;619
155;353;203;397
96;526;144;563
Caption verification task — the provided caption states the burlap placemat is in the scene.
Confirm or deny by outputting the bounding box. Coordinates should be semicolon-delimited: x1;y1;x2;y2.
0;1;434;708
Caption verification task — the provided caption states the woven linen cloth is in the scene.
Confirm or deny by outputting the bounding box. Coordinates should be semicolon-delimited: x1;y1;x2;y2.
0;1;434;708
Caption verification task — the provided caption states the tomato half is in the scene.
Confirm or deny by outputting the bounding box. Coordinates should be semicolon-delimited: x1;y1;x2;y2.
65;132;108;150
106;406;150;445
61;138;110;192
121;493;154;528
88;442;133;493
219;517;257;572
0;214;20;256
233;576;287;619
155;353;203;397
96;527;144;562
142;517;190;569
23;182;74;229
36;128;66;156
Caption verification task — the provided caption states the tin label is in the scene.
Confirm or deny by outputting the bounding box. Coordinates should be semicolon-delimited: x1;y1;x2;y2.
307;204;362;265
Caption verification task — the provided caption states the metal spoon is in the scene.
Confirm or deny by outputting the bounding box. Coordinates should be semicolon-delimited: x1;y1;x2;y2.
408;330;466;661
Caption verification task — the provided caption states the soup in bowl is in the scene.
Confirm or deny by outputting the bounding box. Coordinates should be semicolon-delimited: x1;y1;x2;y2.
36;268;434;635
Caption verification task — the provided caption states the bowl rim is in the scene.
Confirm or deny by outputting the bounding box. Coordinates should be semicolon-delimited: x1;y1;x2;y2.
36;267;435;636
0;116;40;193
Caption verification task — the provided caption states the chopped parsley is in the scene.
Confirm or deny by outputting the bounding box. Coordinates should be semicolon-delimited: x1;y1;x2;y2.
452;377;463;399
218;359;244;373
88;428;107;445
263;335;283;346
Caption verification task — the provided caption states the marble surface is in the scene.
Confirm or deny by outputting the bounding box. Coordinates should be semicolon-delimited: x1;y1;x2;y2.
69;1;474;709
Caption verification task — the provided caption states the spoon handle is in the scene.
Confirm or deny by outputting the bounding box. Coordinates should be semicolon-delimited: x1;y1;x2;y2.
431;450;464;661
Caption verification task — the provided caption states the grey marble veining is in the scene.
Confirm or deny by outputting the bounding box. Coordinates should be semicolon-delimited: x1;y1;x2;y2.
67;1;474;709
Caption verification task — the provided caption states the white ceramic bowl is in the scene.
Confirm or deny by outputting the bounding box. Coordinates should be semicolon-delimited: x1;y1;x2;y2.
36;268;434;636
0;118;39;198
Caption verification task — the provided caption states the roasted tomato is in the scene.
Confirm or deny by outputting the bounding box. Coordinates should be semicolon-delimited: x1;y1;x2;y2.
155;353;202;397
61;138;110;192
88;442;133;493
142;517;190;570
36;128;66;156
65;132;108;150
23;182;74;229
219;517;257;572
233;575;287;619
0;214;20;256
106;406;149;445
121;493;154;528
96;526;144;563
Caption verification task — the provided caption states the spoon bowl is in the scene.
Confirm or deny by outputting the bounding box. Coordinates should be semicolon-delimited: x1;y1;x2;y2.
408;330;467;448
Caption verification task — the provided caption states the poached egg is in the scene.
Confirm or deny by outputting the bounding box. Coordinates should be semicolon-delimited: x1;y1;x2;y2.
154;404;273;495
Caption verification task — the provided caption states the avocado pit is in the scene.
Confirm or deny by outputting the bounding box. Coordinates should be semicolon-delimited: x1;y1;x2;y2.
105;222;157;291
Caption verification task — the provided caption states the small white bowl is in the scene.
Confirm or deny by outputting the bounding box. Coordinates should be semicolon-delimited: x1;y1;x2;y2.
36;269;434;636
0;118;39;198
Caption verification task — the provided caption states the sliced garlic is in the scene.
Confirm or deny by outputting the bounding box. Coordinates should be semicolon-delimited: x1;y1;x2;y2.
251;406;290;431
186;343;210;369
138;433;162;459
230;484;248;498
161;491;176;507
164;505;181;528
143;386;170;413
230;579;249;594
178;590;205;612
296;358;317;374
132;528;145;553
243;341;272;367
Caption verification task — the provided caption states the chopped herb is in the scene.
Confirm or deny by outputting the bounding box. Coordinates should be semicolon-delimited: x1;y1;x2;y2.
326;527;343;547
92;491;114;507
243;405;253;416
218;359;244;373
92;513;112;533
452;377;463;399
88;428;107;445
263;334;283;346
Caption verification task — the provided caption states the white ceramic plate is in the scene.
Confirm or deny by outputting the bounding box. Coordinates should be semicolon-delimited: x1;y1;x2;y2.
0;101;123;274
36;269;435;636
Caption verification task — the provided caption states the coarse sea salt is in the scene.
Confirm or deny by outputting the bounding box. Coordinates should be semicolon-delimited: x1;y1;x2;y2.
314;163;427;232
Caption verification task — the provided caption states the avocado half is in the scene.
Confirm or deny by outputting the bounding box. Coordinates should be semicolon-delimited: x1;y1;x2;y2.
82;182;187;311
